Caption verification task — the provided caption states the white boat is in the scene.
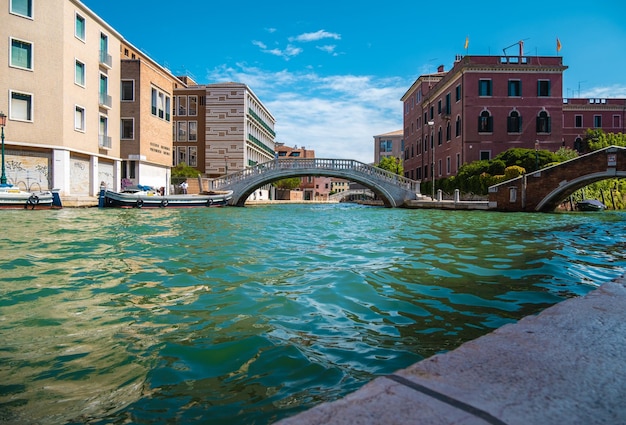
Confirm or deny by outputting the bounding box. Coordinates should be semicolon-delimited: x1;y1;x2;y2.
99;185;233;208
0;185;61;210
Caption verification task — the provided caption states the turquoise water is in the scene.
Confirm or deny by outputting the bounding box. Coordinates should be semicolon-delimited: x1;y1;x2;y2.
1;204;625;424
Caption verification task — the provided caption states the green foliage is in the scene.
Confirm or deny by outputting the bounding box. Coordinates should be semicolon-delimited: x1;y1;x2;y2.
554;147;579;162
585;129;626;151
494;148;558;172
575;179;626;210
377;156;403;175
273;177;301;190
504;165;525;180
171;162;202;178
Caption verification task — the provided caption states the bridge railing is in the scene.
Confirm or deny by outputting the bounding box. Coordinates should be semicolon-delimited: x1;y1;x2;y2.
204;158;420;193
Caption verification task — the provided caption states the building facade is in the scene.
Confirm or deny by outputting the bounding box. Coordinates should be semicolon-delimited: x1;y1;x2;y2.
373;129;404;165
2;0;122;196
173;82;276;178
119;41;184;192
402;50;626;184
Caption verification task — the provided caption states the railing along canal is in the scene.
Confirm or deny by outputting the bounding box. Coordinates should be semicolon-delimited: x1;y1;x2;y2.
206;158;420;193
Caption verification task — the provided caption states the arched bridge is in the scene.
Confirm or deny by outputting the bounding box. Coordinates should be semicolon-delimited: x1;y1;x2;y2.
329;189;376;203
201;158;422;207
489;145;626;212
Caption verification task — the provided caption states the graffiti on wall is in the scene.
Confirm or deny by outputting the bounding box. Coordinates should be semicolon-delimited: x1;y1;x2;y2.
4;151;51;191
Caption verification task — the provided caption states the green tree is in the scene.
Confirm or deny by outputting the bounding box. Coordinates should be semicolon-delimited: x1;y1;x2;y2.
273;177;301;190
377;156;403;175
171;162;201;178
585;129;626;151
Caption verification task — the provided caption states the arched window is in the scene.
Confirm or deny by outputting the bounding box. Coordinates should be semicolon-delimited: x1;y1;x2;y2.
536;110;551;133
478;110;493;133
446;121;451;141
455;116;461;137
507;110;522;133
438;127;442;145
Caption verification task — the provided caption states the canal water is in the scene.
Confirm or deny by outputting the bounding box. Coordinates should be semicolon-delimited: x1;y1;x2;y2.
1;204;625;424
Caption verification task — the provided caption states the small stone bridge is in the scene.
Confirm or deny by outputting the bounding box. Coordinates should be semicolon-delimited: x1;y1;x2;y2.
201;158;421;207
489;145;626;212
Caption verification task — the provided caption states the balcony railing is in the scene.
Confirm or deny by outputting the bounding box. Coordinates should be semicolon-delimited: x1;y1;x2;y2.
98;135;112;149
99;93;112;108
99;50;113;68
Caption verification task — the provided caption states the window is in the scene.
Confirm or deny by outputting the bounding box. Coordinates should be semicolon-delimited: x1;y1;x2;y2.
177;146;187;165
480;151;491;161
478;110;493;132
188;96;198;116
594;115;602;128
479;79;492;96
455;116;461;137
537;111;551;133
75;60;85;86
508;80;522;97
446;121;451;141
10;38;33;70
99;115;111;149
445;93;451;115
10;0;32;18
151;87;171;121
189;121;197;141
437;127;442;145
99;73;110;107
121;80;134;101
121;118;134;139
437;100;442;114
188;147;197;167
177;121;188;141
455;84;461;102
75;14;86;41
75;106;85;131
507;110;522;133
446;156;451;174
99;33;111;67
537;80;551;97
177;96;187;115
614;115;622;129
10;91;33;121
575;115;583;128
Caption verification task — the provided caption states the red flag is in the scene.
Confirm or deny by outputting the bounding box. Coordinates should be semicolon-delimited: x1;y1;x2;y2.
556;37;562;52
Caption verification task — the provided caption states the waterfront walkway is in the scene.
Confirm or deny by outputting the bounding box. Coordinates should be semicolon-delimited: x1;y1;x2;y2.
277;276;626;425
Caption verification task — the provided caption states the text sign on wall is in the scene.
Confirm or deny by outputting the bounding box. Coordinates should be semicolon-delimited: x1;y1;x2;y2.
607;154;617;167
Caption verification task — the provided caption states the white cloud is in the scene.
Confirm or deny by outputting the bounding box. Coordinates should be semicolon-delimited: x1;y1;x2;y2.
316;45;338;56
580;84;626;98
253;40;303;60
206;65;407;163
290;30;341;43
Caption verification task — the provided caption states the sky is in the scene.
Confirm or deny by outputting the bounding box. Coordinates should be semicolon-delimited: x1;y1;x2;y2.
82;0;626;164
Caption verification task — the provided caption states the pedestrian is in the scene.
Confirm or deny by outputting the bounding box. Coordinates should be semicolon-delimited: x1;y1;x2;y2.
180;180;188;194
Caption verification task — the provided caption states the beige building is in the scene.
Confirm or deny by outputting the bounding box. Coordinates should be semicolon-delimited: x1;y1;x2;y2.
374;129;404;164
1;0;122;196
173;82;276;177
120;42;184;192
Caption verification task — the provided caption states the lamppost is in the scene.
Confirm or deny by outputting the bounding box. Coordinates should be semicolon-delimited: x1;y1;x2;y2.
0;111;7;186
225;156;228;175
428;120;435;199
535;140;540;171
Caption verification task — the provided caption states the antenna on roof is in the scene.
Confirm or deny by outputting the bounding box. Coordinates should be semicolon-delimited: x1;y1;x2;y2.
502;38;530;56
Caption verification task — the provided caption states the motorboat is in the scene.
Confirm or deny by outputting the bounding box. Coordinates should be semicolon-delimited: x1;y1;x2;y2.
576;199;607;212
0;184;61;209
99;185;232;208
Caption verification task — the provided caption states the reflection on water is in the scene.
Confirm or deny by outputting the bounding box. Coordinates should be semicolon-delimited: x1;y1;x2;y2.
0;205;625;424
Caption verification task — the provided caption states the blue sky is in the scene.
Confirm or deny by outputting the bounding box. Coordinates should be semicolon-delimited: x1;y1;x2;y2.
82;0;626;163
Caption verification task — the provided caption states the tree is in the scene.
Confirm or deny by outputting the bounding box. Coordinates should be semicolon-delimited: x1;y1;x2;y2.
273;177;301;190
171;162;201;178
585;129;626;151
377;156;403;175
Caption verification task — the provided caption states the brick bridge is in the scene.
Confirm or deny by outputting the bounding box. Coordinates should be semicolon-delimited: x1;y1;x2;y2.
200;158;422;207
489;146;626;212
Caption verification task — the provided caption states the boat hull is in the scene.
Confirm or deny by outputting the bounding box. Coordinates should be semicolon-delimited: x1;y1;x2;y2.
0;188;58;210
100;190;232;208
576;199;607;212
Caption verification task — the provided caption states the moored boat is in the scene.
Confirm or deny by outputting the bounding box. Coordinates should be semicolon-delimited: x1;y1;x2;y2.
0;185;62;210
99;185;232;208
576;199;607;212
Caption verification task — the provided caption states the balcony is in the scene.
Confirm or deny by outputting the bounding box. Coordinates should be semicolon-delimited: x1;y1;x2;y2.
99;50;113;68
99;134;112;149
99;93;112;109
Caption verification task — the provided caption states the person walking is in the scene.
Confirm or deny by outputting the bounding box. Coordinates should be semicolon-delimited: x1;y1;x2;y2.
180;180;188;194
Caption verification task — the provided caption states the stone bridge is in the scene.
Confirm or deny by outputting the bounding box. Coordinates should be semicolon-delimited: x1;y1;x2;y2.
329;189;376;202
200;158;421;207
489;145;626;212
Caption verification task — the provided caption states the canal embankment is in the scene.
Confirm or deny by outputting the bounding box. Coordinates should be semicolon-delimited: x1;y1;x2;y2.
276;275;626;425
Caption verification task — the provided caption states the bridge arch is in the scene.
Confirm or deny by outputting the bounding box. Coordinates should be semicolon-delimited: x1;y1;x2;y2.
201;158;421;208
489;146;626;212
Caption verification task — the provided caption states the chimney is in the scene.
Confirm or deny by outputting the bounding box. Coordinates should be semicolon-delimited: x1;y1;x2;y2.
437;64;444;73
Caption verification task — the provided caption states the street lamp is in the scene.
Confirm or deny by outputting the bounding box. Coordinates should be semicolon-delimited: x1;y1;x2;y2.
428;120;435;200
0;111;7;185
225;156;228;175
535;140;540;171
